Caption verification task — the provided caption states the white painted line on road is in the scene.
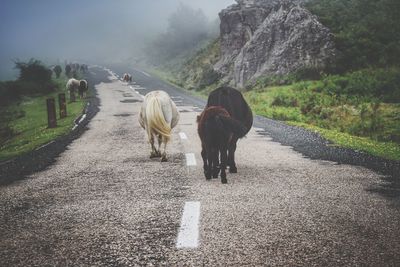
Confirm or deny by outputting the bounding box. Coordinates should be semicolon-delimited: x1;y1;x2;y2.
176;201;201;249
78;114;87;124
185;153;197;166
72;125;78;130
253;127;265;131
139;70;151;77
129;86;145;99
179;132;188;140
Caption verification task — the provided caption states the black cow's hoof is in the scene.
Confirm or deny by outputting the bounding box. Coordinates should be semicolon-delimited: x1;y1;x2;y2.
229;166;237;173
204;170;212;180
221;172;227;184
161;156;168;162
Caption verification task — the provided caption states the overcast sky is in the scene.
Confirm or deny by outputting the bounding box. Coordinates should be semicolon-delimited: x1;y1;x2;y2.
0;0;235;80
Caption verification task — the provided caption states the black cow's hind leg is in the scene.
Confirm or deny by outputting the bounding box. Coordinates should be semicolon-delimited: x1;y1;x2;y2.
202;148;211;180
220;147;228;184
228;138;238;173
212;151;220;178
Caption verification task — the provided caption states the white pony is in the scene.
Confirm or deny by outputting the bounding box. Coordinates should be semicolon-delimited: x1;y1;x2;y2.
66;78;88;99
139;90;179;161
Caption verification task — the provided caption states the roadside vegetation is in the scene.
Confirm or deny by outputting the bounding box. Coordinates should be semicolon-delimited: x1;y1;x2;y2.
0;59;87;161
144;0;400;161
244;70;400;160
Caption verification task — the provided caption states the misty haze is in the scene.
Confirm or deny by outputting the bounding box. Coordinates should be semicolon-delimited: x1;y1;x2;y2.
0;0;234;80
1;0;400;266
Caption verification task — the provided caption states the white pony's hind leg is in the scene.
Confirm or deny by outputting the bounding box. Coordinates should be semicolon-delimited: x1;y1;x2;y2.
157;135;163;157
149;133;159;158
161;136;168;162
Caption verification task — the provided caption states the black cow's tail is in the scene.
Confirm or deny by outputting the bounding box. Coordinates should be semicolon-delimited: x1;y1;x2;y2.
216;115;248;138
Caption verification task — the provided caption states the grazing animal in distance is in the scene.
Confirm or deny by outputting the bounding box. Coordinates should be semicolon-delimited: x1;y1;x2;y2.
123;73;132;82
53;65;62;78
66;78;80;94
78;79;88;98
65;64;72;77
205;86;253;174
197;106;248;184
139;90;179;162
80;64;88;73
66;78;88;100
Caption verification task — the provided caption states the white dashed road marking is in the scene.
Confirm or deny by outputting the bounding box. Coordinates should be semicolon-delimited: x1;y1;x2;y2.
185;153;197;166
78;114;87;124
179;132;188;140
176;201;201;249
138;70;151;77
129;86;145;99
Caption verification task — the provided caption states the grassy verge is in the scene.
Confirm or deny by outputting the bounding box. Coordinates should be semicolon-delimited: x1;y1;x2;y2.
244;82;400;161
0;84;87;162
289;122;400;161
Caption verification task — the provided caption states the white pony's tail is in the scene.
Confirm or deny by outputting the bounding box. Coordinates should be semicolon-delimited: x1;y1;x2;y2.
146;96;171;143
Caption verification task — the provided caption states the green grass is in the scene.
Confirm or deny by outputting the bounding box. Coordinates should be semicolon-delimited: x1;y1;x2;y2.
0;90;87;162
244;83;400;161
289;122;400;161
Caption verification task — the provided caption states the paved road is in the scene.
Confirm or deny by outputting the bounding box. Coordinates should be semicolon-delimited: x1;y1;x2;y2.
1;66;399;266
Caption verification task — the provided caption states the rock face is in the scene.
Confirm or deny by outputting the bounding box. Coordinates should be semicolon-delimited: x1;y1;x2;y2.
215;0;336;88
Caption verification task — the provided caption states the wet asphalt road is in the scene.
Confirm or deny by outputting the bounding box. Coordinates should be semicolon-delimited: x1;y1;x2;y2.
0;66;400;266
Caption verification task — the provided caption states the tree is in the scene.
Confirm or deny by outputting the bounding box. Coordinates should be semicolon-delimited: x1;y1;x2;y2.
307;0;400;73
14;59;52;84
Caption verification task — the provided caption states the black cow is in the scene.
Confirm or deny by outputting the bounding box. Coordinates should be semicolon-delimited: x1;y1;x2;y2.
205;86;253;173
197;106;248;183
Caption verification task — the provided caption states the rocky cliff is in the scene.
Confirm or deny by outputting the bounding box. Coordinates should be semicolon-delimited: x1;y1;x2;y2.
215;0;336;88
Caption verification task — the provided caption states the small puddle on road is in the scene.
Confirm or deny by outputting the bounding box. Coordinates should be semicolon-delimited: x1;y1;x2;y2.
113;113;133;117
120;99;141;103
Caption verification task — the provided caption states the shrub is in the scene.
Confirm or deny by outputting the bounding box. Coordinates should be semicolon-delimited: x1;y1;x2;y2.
320;68;400;103
271;93;298;107
292;67;323;81
198;65;220;88
14;59;52;84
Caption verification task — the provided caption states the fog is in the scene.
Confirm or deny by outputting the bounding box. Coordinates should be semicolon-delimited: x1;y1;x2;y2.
0;0;235;80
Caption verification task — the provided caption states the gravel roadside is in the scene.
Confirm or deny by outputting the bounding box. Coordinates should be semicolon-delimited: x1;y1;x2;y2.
0;67;106;185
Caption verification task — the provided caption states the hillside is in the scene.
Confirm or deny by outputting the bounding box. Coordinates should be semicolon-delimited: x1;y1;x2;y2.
150;0;400;160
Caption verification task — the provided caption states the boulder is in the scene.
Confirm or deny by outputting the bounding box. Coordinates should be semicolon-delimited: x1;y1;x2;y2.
215;0;335;88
